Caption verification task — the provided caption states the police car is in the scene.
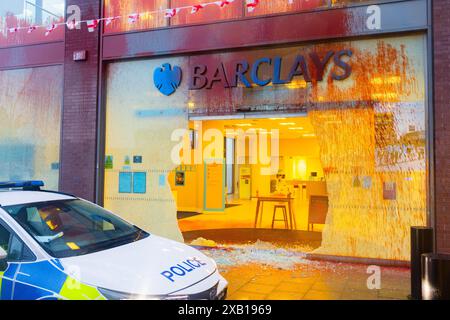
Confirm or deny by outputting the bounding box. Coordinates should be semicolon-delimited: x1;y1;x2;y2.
0;181;228;300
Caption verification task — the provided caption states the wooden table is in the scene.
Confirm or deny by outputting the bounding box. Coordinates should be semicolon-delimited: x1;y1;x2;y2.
254;195;296;229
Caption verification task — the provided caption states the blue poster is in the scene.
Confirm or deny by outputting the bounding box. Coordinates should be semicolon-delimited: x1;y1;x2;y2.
159;174;166;187
133;172;147;194
119;172;132;193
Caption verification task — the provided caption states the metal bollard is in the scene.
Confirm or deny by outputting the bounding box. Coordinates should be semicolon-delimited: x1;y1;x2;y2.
421;253;450;300
410;226;433;300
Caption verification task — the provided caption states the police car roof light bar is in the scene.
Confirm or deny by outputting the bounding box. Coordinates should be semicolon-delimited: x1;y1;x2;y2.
0;180;45;191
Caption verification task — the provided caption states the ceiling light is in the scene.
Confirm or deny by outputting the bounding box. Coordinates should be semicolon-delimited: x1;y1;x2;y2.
280;122;296;126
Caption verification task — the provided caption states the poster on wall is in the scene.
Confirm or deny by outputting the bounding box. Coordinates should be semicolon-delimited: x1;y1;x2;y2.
105;155;114;169
383;181;397;200
175;171;185;186
119;172;132;193
133;172;147;194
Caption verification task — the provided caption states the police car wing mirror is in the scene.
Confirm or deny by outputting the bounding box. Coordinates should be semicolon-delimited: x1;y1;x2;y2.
0;247;6;260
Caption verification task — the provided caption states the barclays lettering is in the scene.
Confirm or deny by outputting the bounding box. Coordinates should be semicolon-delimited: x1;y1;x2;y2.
161;257;208;283
188;50;353;90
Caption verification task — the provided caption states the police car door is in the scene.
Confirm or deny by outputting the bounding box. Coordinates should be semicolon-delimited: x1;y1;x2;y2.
0;219;37;300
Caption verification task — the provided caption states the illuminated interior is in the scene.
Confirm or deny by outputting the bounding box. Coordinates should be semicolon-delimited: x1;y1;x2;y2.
172;116;328;234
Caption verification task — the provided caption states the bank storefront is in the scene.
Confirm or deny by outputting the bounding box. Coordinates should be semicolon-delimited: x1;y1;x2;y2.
102;32;428;262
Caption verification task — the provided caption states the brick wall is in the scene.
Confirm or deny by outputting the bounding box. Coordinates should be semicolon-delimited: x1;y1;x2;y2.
433;0;450;254
59;0;101;201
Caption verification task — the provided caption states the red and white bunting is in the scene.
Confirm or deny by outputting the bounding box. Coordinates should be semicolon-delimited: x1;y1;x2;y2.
246;0;260;12
27;26;37;33
165;8;180;18
6;0;276;38
105;16;119;26
45;24;57;36
215;0;234;8
66;19;78;30
191;4;205;14
128;13;140;23
86;19;99;32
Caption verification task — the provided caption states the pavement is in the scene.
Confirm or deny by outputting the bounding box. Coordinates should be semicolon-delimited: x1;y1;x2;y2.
198;243;411;300
221;263;410;300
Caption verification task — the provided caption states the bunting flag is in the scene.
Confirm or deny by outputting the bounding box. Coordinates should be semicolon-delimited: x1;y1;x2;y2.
165;8;180;18
66;19;78;30
5;0;291;38
27;26;37;33
105;16;119;26
191;4;205;14
215;0;234;8
246;0;260;12
44;24;57;36
128;13;140;23
86;19;99;32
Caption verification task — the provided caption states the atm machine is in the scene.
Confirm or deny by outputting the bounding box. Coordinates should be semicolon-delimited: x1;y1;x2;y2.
239;166;251;200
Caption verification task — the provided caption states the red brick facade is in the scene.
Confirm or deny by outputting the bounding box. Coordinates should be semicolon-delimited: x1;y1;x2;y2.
433;0;450;254
59;0;101;201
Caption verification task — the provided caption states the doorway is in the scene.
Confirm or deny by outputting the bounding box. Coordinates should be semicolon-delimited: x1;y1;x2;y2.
170;114;326;247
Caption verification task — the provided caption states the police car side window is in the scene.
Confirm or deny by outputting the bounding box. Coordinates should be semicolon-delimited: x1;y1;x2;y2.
0;221;35;262
0;223;9;253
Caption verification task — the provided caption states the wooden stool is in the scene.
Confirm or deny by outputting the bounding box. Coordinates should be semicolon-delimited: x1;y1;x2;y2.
272;204;289;229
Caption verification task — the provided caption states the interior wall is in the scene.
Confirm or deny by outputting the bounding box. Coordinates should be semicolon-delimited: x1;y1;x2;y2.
104;58;189;242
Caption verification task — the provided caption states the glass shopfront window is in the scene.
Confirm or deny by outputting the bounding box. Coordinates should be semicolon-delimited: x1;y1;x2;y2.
104;34;427;261
170;0;243;26
103;0;169;34
0;0;65;47
0;65;63;189
103;0;382;34
245;0;327;17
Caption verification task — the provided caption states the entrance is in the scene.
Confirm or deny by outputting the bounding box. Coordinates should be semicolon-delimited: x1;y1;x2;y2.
170;115;326;248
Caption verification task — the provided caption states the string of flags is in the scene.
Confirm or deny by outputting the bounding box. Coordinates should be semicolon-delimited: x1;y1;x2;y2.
6;0;295;36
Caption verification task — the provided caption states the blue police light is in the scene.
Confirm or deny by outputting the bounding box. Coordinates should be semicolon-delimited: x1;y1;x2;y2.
0;180;45;189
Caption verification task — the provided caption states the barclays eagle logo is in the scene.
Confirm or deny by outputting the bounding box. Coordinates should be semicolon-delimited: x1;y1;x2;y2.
153;63;182;96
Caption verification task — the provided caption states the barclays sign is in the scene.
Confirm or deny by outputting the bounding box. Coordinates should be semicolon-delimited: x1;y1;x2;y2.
153;63;182;96
153;50;353;95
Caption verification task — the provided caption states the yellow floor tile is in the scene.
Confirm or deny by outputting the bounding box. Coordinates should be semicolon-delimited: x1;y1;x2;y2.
266;291;306;300
303;290;342;300
275;281;312;293
228;291;268;300
238;283;276;295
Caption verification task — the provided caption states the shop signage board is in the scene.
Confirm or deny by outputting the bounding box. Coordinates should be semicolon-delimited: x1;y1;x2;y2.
188;50;352;90
153;50;352;96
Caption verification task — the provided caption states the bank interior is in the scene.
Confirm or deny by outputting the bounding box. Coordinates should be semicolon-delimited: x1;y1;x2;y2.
169;115;328;240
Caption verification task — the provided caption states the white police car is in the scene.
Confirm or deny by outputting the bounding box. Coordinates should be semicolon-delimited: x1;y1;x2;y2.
0;181;227;300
